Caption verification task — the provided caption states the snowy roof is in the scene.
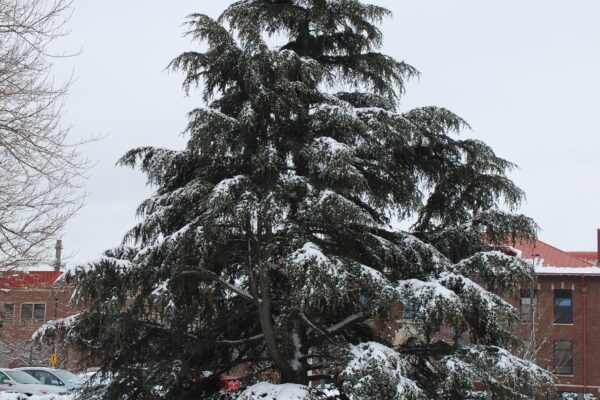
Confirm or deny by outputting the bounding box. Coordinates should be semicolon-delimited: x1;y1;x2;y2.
0;269;64;289
534;266;600;276
511;239;600;276
12;264;59;272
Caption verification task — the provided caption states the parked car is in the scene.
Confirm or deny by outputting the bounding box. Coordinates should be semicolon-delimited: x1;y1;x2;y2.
218;376;241;392
0;368;67;396
17;367;85;390
190;372;241;393
77;367;100;383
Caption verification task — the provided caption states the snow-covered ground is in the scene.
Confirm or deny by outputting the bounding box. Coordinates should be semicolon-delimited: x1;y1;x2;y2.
0;394;73;400
0;383;337;400
237;383;312;400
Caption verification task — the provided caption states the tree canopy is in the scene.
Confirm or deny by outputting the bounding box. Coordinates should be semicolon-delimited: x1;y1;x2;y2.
56;1;551;399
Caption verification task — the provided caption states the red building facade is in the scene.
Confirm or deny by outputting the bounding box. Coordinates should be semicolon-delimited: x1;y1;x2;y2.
0;267;77;369
510;235;600;399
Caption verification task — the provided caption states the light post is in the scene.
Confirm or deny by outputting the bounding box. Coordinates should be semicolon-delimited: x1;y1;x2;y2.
531;253;541;341
51;297;58;368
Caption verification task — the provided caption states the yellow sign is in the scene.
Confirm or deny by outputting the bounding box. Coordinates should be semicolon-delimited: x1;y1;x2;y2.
49;353;57;368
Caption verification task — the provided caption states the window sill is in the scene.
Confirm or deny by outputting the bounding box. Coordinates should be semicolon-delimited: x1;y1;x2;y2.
555;374;574;377
553;323;574;326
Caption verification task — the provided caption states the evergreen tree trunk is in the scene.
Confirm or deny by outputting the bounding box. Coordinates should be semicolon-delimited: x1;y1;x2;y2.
256;268;296;382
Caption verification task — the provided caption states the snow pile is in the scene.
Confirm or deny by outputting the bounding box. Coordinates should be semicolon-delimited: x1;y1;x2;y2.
236;382;314;400
0;394;74;400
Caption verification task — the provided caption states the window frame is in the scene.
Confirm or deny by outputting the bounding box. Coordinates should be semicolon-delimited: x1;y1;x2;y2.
520;288;537;322
26;370;63;386
19;302;46;324
553;340;573;376
401;300;419;319
0;303;14;325
553;289;573;324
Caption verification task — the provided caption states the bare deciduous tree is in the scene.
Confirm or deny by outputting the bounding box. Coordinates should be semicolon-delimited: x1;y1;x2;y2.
0;0;85;269
0;335;47;367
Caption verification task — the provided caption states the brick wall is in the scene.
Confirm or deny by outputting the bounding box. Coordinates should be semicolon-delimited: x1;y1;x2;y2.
0;278;78;369
510;274;600;399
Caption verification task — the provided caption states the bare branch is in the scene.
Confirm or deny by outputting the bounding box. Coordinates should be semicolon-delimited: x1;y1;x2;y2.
0;0;87;270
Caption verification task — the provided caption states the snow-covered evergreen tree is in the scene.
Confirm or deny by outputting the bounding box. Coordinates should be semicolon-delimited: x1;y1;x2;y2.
60;1;552;399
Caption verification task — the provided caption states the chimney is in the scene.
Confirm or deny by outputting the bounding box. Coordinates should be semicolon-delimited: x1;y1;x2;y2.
54;239;63;271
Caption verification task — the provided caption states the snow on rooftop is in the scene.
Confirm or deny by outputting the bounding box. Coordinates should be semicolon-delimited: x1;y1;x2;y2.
512;239;600;275
12;264;58;272
534;266;600;276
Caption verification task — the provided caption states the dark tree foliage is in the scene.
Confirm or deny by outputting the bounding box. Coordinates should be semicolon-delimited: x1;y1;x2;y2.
58;1;551;399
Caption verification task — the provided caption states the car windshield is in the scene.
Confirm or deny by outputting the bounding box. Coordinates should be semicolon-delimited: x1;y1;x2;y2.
5;370;40;384
52;370;82;383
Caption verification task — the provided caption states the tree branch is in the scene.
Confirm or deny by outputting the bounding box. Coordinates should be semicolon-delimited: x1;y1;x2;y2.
326;311;367;334
216;333;264;346
181;270;257;305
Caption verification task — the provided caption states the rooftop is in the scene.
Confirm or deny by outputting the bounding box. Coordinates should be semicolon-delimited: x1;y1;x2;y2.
511;239;600;275
0;269;63;289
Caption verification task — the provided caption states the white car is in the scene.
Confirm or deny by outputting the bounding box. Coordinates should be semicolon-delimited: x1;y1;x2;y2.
17;367;85;390
0;368;67;396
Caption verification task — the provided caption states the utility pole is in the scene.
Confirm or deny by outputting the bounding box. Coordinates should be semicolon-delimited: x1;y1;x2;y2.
531;254;540;349
529;253;541;399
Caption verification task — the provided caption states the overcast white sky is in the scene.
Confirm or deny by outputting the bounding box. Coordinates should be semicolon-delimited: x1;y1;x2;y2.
53;0;600;265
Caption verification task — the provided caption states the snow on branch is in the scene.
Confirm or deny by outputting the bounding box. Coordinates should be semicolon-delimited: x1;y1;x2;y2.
440;345;552;396
287;242;393;315
325;312;366;335
452;250;534;292
184;269;257;305
32;313;79;343
340;342;424;400
397;271;518;339
63;245;137;277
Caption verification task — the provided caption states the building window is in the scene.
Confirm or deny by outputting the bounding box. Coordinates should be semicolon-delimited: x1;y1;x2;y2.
520;289;537;322
554;289;572;324
20;303;46;324
554;340;573;375
0;303;14;325
401;301;419;319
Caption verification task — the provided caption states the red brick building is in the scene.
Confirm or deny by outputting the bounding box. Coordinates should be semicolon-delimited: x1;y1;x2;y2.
0;243;78;369
510;234;600;399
